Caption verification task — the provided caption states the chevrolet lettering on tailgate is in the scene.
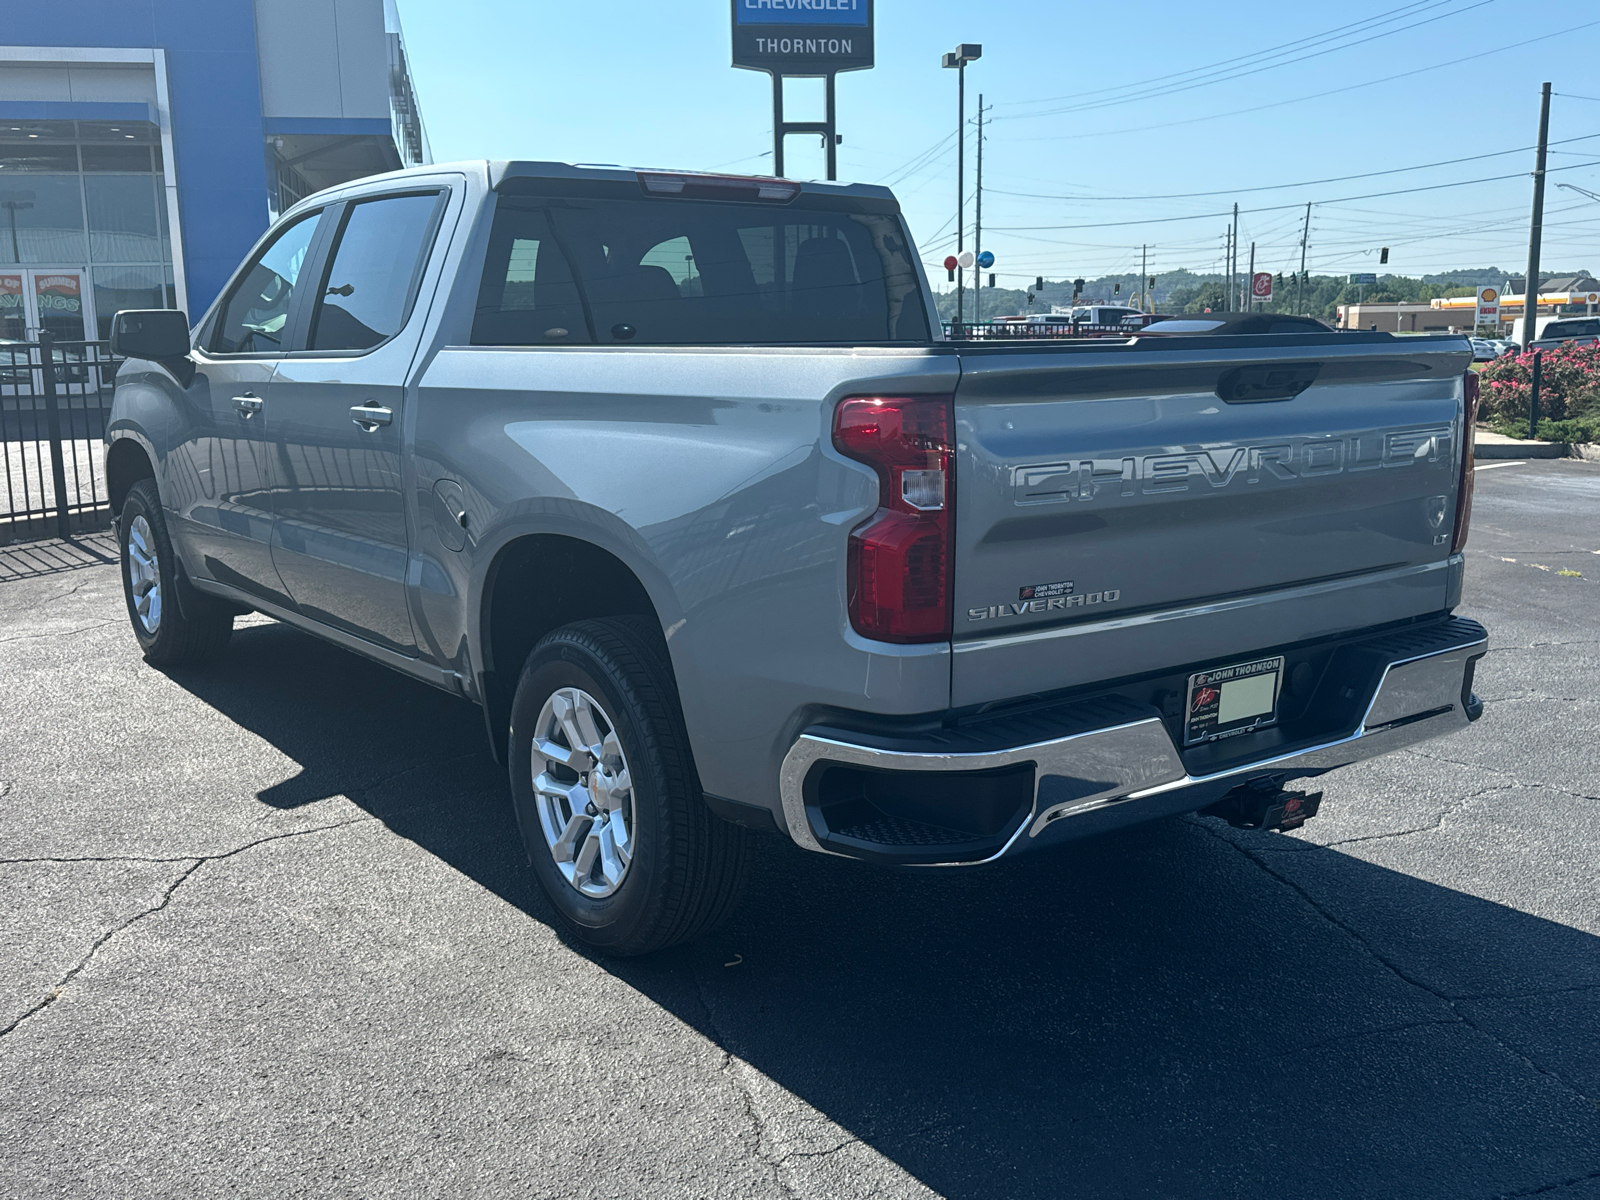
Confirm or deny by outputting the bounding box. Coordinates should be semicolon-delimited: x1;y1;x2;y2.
1012;427;1453;506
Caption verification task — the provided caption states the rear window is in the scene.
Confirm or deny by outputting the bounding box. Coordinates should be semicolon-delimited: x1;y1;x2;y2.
1544;319;1600;338
471;194;929;345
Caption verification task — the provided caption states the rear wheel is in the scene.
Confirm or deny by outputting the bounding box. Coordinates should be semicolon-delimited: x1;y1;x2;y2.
508;617;750;955
118;479;233;665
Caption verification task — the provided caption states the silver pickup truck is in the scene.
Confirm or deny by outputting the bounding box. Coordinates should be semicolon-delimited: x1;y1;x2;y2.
104;161;1487;954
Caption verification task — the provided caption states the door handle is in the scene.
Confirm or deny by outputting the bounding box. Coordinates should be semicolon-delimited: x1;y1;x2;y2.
234;394;262;417
351;403;393;431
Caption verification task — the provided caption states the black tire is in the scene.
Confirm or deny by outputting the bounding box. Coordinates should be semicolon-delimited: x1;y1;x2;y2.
508;617;750;956
118;478;233;666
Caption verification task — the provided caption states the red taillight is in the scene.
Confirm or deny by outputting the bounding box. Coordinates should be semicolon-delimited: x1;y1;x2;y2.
833;396;953;643
1452;370;1478;553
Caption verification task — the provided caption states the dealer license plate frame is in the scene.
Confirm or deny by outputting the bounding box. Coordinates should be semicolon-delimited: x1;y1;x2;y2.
1184;655;1286;746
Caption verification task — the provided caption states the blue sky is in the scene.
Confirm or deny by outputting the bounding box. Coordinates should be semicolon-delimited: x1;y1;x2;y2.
398;0;1600;285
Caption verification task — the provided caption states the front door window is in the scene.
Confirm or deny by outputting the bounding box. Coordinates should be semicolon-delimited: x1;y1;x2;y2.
210;213;320;355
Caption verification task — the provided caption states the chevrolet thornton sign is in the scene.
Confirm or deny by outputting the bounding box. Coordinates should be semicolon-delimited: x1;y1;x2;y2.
731;0;874;74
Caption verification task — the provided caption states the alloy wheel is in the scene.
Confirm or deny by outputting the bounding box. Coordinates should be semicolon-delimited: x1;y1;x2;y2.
127;515;162;634
532;687;636;897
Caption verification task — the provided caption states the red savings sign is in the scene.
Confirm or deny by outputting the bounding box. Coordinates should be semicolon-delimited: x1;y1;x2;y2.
1252;272;1273;301
0;274;21;312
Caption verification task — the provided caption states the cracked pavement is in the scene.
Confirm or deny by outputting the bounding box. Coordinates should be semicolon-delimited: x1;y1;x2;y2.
1;457;1597;1198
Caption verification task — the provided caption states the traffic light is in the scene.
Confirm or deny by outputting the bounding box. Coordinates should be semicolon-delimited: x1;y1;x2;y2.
1114;282;1120;295
1277;272;1283;287
1148;276;1155;289
988;273;995;288
1035;276;1044;291
1072;277;1085;301
1379;247;1389;265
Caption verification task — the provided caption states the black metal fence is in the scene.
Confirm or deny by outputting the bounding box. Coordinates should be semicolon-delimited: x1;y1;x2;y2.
1;332;122;543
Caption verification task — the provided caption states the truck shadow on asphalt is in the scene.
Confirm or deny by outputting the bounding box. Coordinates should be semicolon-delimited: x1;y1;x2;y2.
169;620;1600;1200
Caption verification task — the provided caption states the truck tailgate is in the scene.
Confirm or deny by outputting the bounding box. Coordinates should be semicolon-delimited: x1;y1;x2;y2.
951;336;1471;708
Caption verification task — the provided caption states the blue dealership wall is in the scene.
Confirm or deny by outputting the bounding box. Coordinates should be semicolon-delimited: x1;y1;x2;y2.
7;0;272;315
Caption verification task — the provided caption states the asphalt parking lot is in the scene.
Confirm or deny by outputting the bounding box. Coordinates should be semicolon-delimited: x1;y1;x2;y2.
2;458;1597;1200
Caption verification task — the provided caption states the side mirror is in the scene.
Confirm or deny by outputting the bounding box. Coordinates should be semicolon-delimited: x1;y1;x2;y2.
110;309;191;360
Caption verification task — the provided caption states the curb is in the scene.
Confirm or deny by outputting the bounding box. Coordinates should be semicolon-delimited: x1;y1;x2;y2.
1477;440;1566;459
1476;440;1600;461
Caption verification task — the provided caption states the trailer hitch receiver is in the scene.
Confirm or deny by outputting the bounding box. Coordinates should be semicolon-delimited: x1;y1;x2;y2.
1204;780;1323;832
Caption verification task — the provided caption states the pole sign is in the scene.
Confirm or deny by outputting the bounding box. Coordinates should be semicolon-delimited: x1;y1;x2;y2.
1475;285;1500;326
1251;272;1272;302
732;0;873;75
1349;272;1377;285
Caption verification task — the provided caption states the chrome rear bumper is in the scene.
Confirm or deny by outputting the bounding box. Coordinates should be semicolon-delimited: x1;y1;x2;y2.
778;618;1487;865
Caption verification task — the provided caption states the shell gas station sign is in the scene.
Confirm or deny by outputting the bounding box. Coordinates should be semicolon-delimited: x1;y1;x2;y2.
1475;285;1499;326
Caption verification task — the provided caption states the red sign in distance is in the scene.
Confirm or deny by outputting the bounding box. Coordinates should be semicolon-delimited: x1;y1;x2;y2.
1252;272;1273;301
943;255;958;271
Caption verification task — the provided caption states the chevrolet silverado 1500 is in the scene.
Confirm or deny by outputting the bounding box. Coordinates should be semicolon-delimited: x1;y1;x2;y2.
104;162;1487;953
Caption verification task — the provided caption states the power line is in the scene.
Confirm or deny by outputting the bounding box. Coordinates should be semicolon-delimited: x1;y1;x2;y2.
999;0;1494;121
981;133;1600;203
984;160;1600;234
1007;18;1600;144
878;129;957;189
999;0;1450;113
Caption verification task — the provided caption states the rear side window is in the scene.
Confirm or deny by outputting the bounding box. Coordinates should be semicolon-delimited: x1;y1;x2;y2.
309;192;443;352
471;206;590;345
210;211;320;354
471;194;929;346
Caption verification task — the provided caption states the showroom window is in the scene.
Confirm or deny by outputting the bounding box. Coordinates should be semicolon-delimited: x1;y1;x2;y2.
0;120;175;340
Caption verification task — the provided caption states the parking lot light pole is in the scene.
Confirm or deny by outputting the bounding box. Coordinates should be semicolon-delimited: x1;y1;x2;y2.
942;43;981;331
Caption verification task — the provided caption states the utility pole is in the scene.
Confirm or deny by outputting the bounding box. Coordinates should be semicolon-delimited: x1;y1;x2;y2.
1522;81;1552;347
1222;227;1231;312
1223;226;1232;312
1229;203;1239;313
975;94;983;326
1296;202;1311;315
1247;241;1256;310
1140;244;1148;312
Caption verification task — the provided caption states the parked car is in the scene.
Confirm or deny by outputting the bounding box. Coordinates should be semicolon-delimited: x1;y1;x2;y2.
0;337;95;388
104;162;1488;954
1074;305;1145;326
1528;316;1600;353
1469;338;1500;362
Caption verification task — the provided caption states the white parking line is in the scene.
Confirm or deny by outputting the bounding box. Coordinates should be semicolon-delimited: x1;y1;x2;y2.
1476;461;1526;471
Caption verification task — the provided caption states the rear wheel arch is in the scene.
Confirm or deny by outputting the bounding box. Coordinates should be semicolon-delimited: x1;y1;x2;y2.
106;436;156;520
478;533;673;762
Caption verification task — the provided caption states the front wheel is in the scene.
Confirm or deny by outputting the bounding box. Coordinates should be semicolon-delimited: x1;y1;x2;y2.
508;617;750;955
118;479;233;666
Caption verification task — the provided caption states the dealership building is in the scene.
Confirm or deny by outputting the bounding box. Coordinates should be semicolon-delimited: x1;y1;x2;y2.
0;0;428;345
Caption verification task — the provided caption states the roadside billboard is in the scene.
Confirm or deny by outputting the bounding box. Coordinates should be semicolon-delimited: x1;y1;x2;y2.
731;0;874;74
1475;285;1500;327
